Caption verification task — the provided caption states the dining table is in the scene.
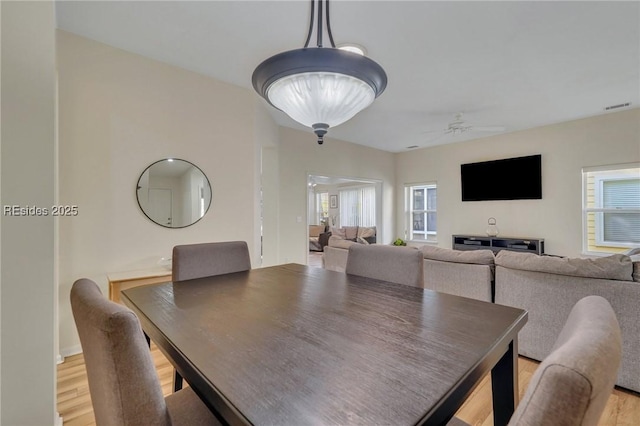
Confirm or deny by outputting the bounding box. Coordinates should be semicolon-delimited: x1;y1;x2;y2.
121;263;527;426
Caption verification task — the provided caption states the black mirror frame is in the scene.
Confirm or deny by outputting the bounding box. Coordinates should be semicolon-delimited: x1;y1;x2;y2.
136;158;212;229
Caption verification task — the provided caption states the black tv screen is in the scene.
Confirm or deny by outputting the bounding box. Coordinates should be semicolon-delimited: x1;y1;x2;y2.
461;155;542;201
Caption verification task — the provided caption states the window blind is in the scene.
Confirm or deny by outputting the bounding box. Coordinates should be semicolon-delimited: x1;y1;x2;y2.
603;178;640;243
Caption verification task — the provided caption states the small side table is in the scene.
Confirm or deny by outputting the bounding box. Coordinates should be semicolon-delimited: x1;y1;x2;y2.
107;267;172;304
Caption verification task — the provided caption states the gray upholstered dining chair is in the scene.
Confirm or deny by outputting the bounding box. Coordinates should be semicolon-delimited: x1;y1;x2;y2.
172;241;251;282
170;240;252;390
345;244;424;287
451;295;622;426
70;278;221;426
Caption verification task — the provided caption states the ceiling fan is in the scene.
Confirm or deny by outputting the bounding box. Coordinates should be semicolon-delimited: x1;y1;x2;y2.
425;113;506;138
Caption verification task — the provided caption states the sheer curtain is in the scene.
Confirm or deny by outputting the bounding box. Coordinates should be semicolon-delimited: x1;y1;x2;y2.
339;186;375;227
340;189;359;226
360;186;376;226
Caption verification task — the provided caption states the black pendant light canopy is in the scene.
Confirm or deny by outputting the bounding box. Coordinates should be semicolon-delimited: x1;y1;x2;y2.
252;0;387;144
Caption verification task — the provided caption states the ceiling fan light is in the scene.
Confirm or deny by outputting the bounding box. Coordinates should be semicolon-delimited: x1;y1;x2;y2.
267;72;375;128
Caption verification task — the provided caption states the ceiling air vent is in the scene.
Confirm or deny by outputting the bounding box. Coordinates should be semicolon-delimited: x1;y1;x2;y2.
604;102;631;111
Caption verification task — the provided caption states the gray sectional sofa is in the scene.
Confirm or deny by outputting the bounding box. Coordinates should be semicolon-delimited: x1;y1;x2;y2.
322;240;640;393
323;238;494;300
495;250;640;394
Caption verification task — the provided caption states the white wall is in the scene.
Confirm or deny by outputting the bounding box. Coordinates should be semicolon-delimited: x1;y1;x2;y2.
1;1;57;424
57;31;261;355
278;127;395;264
395;108;640;257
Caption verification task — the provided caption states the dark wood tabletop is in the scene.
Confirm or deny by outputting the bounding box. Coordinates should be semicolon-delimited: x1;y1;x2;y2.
122;263;527;426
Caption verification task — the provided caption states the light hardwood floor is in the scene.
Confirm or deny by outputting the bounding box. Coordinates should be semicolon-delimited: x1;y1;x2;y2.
58;345;640;425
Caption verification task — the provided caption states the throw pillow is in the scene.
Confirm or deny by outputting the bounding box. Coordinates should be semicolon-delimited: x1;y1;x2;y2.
357;227;376;239
356;237;370;245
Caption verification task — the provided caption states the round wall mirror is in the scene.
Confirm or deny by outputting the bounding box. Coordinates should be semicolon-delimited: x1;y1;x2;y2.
136;159;212;228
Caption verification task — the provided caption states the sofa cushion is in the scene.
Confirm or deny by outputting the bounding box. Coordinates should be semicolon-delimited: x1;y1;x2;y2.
309;225;325;238
422;245;495;265
329;227;346;239
328;236;357;250
327;226;376;243
496;251;633;281
343;226;359;240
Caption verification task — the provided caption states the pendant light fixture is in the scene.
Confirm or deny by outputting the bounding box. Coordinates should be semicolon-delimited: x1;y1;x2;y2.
252;0;387;144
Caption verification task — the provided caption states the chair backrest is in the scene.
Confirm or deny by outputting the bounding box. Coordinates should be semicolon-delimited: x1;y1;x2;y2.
172;241;251;282
508;295;622;426
70;279;170;426
345;244;424;287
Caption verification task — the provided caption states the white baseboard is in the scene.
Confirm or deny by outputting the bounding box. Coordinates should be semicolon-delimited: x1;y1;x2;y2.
55;412;63;426
58;344;82;362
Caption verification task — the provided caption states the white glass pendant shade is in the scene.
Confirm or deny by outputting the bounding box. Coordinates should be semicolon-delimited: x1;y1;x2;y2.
251;0;387;143
267;72;375;128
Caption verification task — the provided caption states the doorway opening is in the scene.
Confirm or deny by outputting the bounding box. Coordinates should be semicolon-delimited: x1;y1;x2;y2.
306;174;383;267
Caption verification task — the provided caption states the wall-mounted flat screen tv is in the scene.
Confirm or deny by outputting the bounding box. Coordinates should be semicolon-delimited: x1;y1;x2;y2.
461;154;542;201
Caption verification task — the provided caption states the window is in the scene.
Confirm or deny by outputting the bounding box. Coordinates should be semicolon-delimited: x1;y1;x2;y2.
583;164;640;254
339;186;376;226
316;192;329;225
406;183;437;242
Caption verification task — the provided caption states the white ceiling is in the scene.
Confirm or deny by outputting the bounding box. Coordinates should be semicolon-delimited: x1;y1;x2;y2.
55;1;640;153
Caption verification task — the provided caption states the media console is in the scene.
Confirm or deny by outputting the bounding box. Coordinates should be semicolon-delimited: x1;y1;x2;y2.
452;235;544;255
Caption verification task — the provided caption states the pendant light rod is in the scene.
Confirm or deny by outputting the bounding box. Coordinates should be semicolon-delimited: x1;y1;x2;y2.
317;0;323;47
303;0;314;48
326;0;336;48
303;0;336;49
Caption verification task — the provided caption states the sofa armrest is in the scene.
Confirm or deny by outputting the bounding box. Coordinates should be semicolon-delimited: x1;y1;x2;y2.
323;246;349;272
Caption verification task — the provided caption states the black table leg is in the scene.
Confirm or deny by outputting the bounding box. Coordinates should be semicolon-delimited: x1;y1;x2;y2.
491;339;518;426
173;370;184;392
